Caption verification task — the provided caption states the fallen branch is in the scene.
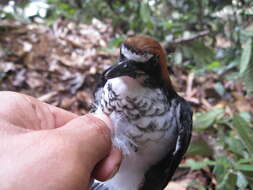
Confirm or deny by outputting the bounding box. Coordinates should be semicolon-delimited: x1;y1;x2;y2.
165;30;210;53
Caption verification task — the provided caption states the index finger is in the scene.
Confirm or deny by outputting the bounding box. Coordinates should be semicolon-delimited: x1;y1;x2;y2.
23;92;79;129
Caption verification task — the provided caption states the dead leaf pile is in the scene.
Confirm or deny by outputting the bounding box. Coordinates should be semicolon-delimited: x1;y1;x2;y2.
171;66;253;115
0;18;117;114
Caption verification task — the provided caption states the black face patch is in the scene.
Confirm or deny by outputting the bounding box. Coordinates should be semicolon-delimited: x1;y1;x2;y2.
133;55;161;77
143;55;160;75
118;50;163;87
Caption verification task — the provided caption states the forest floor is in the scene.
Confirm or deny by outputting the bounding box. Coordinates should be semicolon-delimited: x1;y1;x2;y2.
1;18;253;190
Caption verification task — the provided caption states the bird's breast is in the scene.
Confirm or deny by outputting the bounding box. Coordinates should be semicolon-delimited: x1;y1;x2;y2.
97;77;177;154
94;77;180;190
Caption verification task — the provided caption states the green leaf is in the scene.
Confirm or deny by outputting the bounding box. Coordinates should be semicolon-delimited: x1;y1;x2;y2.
214;82;225;96
140;2;151;23
59;3;70;10
161;20;174;30
236;172;248;190
186;41;215;66
188;181;206;190
238;157;253;164
216;170;237;190
186;135;213;156
216;171;231;190
242;29;253;37
239;112;252;123
214;163;227;182
242;60;253;94
208;60;221;70
193;108;224;132
226;137;245;156
58;3;76;15
108;36;125;47
183;159;215;170
234;164;253;171
233;115;253;156
240;38;252;74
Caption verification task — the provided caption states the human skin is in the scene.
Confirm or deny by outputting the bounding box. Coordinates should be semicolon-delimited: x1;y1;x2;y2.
0;91;122;190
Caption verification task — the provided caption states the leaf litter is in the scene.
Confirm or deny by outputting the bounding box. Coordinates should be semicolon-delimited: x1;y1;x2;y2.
0;18;117;114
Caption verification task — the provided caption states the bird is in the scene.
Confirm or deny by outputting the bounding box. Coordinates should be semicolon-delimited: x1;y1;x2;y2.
90;36;192;190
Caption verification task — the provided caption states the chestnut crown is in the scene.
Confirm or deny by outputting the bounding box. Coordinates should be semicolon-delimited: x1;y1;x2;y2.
105;36;173;88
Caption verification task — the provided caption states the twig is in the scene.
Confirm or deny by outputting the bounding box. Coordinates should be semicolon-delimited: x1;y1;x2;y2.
197;0;204;29
186;72;195;99
38;91;58;102
201;98;213;110
165;30;210;53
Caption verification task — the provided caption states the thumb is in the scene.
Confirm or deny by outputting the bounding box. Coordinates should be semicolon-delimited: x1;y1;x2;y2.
58;114;112;172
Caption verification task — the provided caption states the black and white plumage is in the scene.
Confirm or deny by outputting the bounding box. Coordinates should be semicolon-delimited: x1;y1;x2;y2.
90;36;192;190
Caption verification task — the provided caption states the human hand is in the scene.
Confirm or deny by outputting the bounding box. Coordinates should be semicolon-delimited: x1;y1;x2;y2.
0;91;122;190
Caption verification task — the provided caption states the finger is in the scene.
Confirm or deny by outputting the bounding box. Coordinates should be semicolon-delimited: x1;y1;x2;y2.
21;93;79;128
58;114;112;172
45;103;78;127
91;113;114;131
0;119;30;136
92;147;122;181
0;91;78;129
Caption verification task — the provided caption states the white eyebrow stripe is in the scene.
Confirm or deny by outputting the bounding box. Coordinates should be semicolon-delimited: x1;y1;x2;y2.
121;45;153;62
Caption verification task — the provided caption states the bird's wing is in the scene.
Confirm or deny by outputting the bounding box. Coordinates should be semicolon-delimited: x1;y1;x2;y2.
140;98;192;190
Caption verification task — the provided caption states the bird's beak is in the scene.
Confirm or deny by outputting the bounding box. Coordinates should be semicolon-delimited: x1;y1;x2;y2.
104;60;138;80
